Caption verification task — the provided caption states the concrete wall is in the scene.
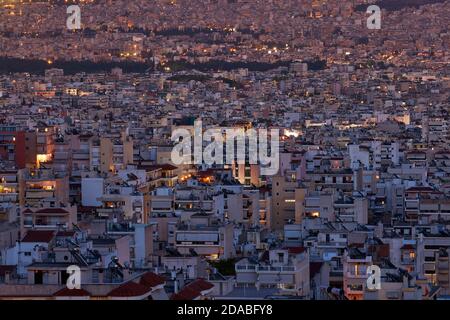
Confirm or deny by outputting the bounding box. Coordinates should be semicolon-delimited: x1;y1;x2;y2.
81;177;104;207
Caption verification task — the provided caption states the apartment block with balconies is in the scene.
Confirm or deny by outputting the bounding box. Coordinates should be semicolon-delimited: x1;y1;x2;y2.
174;215;234;260
19;168;69;208
343;248;373;300
21;205;77;234
235;247;310;297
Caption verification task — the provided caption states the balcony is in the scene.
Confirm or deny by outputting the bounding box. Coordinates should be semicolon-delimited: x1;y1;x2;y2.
437;274;449;284
0;193;19;202
24;171;56;180
96;208;124;217
175;195;201;201
72;152;89;161
236;265;256;271
346;271;368;279
317;242;347;248
151;207;173;212
330;268;343;278
175;241;220;247
345;284;364;294
401;258;415;265
23;220;33;227
257;265;296;273
25;190;54;199
437;262;448;272
108;222;135;234
26;224;62;230
405;200;419;210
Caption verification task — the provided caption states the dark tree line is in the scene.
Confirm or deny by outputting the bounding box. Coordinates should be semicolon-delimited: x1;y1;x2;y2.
0;57;152;75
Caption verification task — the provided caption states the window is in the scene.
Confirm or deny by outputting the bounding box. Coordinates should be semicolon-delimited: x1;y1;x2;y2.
278;253;284;262
34;271;43;285
61;270;70;285
24;252;31;256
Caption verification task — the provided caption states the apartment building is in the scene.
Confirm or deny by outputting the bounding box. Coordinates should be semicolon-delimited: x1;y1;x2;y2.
235;247;310;297
19;168;69;208
416;230;450;294
0;170;19;220
35;125;55;168
232;163;261;186
404;186;447;223
21;205;77;235
333;194;368;225
173;214;234;260
271;175;298;231
99;132;133;174
0;125;26;169
294;189;335;223
342;248;373;300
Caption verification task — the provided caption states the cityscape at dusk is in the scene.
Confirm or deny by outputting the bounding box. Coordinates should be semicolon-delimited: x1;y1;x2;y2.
0;0;449;306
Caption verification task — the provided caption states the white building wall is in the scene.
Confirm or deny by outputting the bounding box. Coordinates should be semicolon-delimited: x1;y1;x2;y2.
81;177;104;206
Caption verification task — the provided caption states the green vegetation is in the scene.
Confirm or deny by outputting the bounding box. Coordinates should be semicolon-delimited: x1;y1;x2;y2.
209;258;238;276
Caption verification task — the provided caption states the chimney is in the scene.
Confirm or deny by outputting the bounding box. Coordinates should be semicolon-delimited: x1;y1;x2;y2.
419;233;424;243
174;280;179;294
375;222;383;238
98;269;104;284
403;275;409;288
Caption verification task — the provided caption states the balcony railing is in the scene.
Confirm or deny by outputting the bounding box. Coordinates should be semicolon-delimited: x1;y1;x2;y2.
346;271;368;278
346;285;364;294
317;242;347;247
97;208;124;216
401;258;415;265
437;263;449;272
236;265;296;273
236;265;256;271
